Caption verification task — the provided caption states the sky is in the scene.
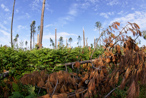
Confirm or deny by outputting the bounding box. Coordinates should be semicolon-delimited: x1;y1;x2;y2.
0;0;146;48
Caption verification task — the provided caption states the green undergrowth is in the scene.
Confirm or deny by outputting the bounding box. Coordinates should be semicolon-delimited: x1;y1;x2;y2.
0;46;103;97
0;46;103;74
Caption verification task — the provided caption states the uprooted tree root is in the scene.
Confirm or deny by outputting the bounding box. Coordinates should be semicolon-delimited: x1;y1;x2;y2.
20;22;146;98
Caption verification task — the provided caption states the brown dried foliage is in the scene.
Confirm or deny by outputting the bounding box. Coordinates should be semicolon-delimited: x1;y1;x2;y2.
20;22;146;98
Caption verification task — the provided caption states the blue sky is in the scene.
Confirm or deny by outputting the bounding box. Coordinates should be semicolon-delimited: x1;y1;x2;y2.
0;0;146;48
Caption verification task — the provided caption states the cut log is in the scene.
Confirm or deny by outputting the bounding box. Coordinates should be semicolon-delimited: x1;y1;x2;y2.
56;59;95;67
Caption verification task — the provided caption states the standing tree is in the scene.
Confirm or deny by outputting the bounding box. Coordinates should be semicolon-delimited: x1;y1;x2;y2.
25;41;28;50
39;0;46;49
30;21;36;50
77;35;82;47
19;40;24;49
95;21;102;46
86;37;88;46
66;38;67;47
59;36;63;47
30;25;32;50
55;28;57;49
68;37;72;47
11;0;16;47
25;41;28;46
13;34;19;48
90;43;93;49
32;21;36;49
50;38;54;49
37;26;40;45
83;28;85;47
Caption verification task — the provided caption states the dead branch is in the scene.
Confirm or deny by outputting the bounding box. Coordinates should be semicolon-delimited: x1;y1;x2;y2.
104;86;120;98
55;59;95;67
51;79;59;96
68;88;88;97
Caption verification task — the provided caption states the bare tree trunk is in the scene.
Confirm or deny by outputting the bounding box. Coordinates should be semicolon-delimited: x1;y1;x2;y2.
66;38;67;47
83;28;85;47
99;28;101;46
39;0;46;49
86;38;88;46
55;28;57;49
94;37;95;49
11;0;16;48
37;34;39;45
33;32;34;49
30;28;32;50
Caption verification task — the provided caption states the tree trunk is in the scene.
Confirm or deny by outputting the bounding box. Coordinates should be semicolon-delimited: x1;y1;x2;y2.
94;37;95;49
39;0;46;49
83;28;85;47
86;38;88;46
99;28;101;46
30;28;32;50
37;34;39;45
66;38;67;47
55;28;57;49
11;0;16;48
33;32;34;49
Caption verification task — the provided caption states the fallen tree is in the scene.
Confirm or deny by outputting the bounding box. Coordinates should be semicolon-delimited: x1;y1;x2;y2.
19;22;146;98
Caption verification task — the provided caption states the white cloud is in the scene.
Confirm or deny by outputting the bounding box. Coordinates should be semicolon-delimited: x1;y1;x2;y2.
31;0;51;12
4;8;9;12
68;3;78;16
118;11;123;15
3;21;7;24
25;13;30;18
16;9;19;13
17;25;27;29
43;32;77;40
42;32;78;48
0;23;8;31
131;8;135;10
109;11;146;47
107;0;119;6
85;0;99;4
58;16;74;26
100;13;109;18
31;0;42;11
0;27;10;45
1;4;10;12
0;36;10;46
68;9;77;16
0;29;10;36
81;2;90;9
100;12;114;18
45;24;53;28
110;11;146;30
1;4;5;9
17;13;30;20
8;16;12;20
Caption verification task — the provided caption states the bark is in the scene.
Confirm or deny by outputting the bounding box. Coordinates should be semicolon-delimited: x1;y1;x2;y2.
66;38;67;47
83;28;85;47
11;0;16;47
94;37;95;49
33;32;34;49
55;29;57;49
30;27;32;50
37;34;39;44
39;0;46;49
55;59;95;67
